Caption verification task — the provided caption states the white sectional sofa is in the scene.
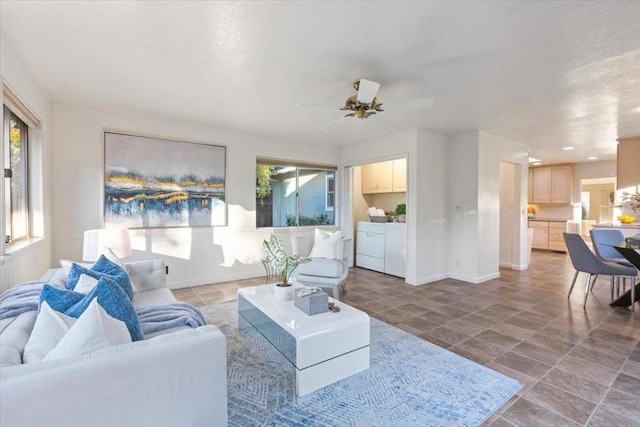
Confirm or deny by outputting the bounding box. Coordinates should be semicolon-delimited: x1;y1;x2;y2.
0;260;227;427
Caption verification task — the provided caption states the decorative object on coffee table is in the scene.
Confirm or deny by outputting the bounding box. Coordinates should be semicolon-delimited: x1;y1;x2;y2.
263;234;310;301
294;286;328;315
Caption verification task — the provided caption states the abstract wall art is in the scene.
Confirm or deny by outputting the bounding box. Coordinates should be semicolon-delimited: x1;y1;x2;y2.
104;132;226;228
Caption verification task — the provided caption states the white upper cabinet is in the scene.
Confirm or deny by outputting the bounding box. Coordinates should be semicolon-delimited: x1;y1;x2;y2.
362;158;406;194
392;158;406;192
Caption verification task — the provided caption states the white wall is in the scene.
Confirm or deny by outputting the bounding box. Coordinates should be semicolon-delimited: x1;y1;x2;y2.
499;162;516;267
343;128;526;286
573;160;617;200
447;132;480;281
478;131;529;275
50;103;341;288
414;130;448;284
342;128;448;285
447;131;528;283
0;30;52;292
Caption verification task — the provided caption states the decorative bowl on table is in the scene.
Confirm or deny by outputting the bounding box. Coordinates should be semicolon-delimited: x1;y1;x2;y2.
617;215;636;224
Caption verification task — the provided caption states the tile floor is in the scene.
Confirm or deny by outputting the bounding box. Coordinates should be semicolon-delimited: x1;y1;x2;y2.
172;249;640;427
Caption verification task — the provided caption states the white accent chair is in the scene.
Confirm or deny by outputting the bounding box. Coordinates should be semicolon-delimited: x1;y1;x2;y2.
291;234;352;300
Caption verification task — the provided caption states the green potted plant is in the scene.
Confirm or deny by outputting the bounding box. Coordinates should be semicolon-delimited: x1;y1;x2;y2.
263;234;311;300
395;203;406;223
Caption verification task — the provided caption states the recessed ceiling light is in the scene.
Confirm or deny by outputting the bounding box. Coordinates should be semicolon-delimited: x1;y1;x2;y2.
532;162;542;166
563;146;574;151
528;157;541;163
587;156;597;160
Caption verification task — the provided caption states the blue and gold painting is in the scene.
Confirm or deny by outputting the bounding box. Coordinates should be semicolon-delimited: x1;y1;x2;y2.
104;132;226;228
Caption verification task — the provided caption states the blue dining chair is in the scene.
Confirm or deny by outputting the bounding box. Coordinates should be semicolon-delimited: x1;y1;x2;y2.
563;233;637;308
590;229;634;267
590;229;638;296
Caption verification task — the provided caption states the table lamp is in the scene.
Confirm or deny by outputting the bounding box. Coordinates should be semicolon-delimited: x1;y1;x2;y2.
82;228;132;262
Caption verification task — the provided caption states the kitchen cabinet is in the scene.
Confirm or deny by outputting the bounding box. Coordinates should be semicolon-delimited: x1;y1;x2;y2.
362;159;406;194
392;159;407;192
548;222;567;252
531;164;573;204
530;221;549;249
362;161;392;194
528;220;567;252
616;137;640;189
356;221;406;277
532;167;551;203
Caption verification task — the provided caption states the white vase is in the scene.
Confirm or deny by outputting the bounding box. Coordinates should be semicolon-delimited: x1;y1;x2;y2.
273;283;293;301
398;214;406;223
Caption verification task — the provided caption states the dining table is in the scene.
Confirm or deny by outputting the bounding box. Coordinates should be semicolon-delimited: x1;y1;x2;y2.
610;245;640;312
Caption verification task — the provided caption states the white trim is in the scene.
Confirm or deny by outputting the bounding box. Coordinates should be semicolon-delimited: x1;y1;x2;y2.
2;82;40;128
325;173;335;211
3;236;46;259
449;272;501;284
405;273;448;286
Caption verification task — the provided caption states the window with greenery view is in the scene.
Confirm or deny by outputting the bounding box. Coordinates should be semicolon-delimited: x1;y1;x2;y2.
3;105;29;244
256;160;336;227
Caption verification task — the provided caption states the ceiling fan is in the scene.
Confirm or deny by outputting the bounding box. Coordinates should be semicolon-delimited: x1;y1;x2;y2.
314;79;434;130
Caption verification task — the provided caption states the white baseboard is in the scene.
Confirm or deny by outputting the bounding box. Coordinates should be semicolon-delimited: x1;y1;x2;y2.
499;261;529;271
168;270;264;289
405;273;448;286
448;271;500;284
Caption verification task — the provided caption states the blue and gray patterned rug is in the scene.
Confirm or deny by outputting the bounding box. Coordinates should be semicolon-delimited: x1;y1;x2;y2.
202;302;522;427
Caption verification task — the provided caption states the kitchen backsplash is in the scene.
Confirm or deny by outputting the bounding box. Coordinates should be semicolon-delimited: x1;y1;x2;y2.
528;204;573;219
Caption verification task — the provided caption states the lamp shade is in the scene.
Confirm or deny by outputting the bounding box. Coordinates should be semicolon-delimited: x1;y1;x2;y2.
82;229;132;262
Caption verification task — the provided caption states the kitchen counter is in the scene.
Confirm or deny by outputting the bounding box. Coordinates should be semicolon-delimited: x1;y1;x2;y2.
593;223;640;229
592;223;640;238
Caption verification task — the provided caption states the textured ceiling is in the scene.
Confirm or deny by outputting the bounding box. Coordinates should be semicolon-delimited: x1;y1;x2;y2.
2;1;639;164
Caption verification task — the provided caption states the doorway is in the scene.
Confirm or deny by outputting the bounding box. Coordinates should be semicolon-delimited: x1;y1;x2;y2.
580;177;616;226
499;162;523;269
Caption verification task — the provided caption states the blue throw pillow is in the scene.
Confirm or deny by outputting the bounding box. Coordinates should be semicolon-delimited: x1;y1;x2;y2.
39;284;86;313
39;277;143;341
67;255;134;301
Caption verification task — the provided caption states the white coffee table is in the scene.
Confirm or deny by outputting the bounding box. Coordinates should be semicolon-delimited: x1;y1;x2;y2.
237;284;370;396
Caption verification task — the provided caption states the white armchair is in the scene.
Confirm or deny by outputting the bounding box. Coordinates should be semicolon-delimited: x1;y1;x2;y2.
291;232;352;300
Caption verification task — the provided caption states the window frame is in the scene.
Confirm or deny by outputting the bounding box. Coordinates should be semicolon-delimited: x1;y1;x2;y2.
3;105;30;245
256;158;337;228
325;172;335;212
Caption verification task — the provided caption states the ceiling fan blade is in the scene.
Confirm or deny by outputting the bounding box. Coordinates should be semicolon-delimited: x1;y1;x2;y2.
356;79;380;104
298;103;344;108
320;115;348;131
383;98;434;112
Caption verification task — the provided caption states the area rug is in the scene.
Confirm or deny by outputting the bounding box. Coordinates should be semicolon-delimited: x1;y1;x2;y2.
202;302;522;427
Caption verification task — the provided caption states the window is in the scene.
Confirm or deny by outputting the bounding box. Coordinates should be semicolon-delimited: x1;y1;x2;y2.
256;159;336;227
3;105;29;244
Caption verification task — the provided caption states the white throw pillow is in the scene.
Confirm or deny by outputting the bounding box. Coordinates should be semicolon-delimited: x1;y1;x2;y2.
43;299;132;361
23;301;77;364
60;259;94;277
308;229;343;259
73;273;100;294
